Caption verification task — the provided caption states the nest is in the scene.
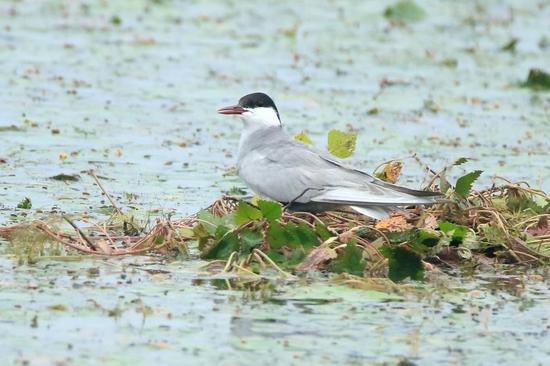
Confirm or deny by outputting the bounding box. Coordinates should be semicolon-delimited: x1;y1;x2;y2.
0;177;548;276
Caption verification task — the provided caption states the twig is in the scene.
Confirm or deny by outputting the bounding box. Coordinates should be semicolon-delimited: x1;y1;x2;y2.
63;216;98;251
88;170;123;216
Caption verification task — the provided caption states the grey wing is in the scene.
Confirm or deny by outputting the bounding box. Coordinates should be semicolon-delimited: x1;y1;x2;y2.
238;138;441;206
238;140;339;203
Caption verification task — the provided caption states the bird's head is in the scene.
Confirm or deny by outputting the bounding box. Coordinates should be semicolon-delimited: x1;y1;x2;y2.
218;92;281;127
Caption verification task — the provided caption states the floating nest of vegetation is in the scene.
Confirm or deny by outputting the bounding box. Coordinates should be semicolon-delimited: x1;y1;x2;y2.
1;162;549;282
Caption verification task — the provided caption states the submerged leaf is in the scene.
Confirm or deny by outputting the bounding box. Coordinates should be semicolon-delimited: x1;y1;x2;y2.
521;68;550;91
234;202;262;225
50;173;80;182
327;129;356;158
380;246;424;282
331;241;365;276
455;170;482;197
294;131;313;145
384;1;426;22
257;200;282;221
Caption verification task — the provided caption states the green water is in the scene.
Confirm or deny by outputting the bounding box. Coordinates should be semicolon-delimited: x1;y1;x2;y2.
1;1;549;365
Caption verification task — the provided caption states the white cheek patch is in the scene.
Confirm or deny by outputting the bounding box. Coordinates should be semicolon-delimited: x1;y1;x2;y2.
247;107;280;127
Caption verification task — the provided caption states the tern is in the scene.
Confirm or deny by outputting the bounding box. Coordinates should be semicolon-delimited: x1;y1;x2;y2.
218;92;443;219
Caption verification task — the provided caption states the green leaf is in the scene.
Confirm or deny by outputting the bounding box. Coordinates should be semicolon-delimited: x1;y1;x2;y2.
266;222;289;249
257;200;282;221
285;248;308;267
506;194;547;214
315;222;334;241
439;221;468;246
17;197;32;209
331;241;365;276
479;222;507;245
386;229;415;244
413;230;440;248
327;129;357;158
204;226;240;259
266;248;307;268
453;157;469;166
266;222;319;249
384;1;426;23
521;68;550;91
455;170;482;197
286;222;320;248
240;229;263;253
198;210;235;233
234;202;262;225
385;229;439;253
380;246;424;282
294;131;313;145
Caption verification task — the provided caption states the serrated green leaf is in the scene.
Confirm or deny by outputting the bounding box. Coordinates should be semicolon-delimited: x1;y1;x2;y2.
327;129;357;158
331;241;365;276
380;246;424;282
479;222;507;245
384;0;426;22
266;222;319;249
234;201;262;225
455;170;482;197
266;222;289;249
294;131;313;145
286;222;320;248
257;200;282;221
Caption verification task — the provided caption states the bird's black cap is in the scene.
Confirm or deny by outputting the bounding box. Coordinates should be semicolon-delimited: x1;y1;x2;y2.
238;92;280;120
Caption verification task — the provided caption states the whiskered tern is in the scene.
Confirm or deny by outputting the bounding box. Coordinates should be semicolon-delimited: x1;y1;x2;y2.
218;92;442;219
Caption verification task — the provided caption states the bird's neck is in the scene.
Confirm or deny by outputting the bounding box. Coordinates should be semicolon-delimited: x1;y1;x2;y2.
238;124;282;157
